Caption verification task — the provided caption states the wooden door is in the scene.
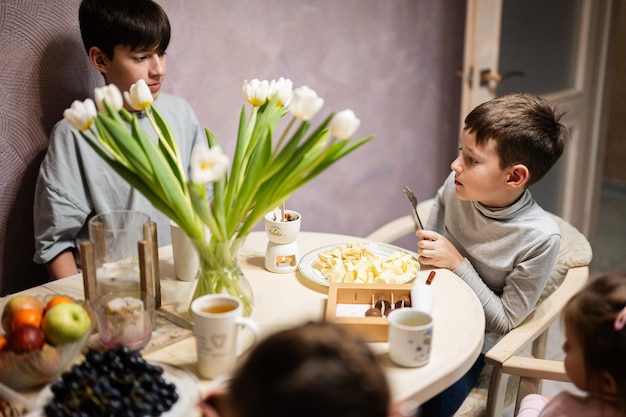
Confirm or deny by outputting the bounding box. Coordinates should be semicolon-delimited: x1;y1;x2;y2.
460;0;615;236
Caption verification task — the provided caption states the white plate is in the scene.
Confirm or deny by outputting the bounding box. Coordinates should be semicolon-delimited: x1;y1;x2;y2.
26;362;201;417
298;242;419;287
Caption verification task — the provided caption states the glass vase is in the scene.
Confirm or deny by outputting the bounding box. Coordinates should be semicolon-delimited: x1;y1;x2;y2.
189;236;253;316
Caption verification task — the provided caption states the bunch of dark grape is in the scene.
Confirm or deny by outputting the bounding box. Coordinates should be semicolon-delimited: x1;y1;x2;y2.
43;347;179;417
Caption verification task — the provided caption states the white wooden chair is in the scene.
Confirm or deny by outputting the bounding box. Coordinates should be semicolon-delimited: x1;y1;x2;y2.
502;353;571;415
366;199;592;417
365;199;434;244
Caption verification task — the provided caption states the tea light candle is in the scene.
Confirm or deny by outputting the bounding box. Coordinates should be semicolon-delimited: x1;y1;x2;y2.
265;241;300;273
276;255;296;267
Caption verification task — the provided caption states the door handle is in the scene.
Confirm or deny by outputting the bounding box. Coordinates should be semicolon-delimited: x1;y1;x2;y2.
479;69;524;86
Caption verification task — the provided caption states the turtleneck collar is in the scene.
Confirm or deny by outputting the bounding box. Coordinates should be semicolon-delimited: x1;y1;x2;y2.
472;189;533;220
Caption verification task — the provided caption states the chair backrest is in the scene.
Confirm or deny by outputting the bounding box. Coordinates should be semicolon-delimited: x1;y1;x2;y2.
476;214;592;417
366;199;434;243
537;213;593;304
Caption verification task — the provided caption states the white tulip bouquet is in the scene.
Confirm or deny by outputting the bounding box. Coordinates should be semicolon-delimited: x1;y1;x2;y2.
64;77;372;315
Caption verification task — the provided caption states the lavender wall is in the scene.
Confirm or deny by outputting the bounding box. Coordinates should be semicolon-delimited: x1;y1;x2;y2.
0;0;465;294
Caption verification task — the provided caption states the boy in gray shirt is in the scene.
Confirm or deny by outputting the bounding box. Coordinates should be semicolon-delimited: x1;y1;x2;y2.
33;0;202;279
417;93;568;417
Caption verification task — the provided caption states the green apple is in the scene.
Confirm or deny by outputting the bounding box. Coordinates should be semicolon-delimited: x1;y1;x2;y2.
41;303;92;346
1;295;44;332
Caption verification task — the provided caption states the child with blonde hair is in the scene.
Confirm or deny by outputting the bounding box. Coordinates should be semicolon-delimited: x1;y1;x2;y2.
517;272;626;416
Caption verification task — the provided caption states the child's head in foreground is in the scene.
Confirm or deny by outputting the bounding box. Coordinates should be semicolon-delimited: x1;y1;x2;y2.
453;93;568;206
228;321;391;417
562;272;626;411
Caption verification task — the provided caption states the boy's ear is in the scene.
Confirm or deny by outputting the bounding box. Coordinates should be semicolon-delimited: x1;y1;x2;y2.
505;164;530;188
88;47;109;74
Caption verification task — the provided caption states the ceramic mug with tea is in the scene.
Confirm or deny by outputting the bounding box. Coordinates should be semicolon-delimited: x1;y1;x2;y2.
388;308;433;367
191;294;260;379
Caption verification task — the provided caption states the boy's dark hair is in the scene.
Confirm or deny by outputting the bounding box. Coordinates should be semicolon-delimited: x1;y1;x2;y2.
229;321;390;417
463;93;567;186
563;273;626;412
79;0;170;60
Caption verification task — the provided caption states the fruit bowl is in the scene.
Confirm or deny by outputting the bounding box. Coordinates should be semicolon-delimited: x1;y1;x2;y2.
0;296;94;390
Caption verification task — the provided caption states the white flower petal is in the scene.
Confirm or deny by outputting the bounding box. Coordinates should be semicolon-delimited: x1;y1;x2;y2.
94;84;123;115
63;99;96;131
330;109;360;139
288;85;324;121
242;79;269;106
268;77;293;107
124;79;153;111
190;145;230;185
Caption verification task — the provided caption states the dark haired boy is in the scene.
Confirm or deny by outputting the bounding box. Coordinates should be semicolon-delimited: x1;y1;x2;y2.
34;0;202;279
417;93;568;416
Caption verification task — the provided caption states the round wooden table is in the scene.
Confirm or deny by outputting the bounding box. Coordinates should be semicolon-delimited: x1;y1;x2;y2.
148;231;485;405
33;230;485;406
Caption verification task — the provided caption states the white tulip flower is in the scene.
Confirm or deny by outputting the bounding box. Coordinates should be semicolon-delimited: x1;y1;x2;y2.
63;99;97;131
268;77;293;107
287;86;324;121
242;79;269;107
94;84;124;115
124;79;153;111
329;109;361;139
190;145;230;185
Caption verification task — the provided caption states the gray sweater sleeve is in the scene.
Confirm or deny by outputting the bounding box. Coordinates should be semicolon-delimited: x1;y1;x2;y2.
454;233;560;334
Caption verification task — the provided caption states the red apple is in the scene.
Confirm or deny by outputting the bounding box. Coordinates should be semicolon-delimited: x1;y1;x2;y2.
42;303;91;346
7;324;45;353
1;295;44;332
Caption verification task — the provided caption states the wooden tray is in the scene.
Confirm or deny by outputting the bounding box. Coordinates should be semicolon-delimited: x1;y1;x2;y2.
326;282;413;342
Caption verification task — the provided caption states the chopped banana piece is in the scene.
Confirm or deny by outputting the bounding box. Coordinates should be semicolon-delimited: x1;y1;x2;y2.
104;296;146;344
105;296;144;315
312;242;419;284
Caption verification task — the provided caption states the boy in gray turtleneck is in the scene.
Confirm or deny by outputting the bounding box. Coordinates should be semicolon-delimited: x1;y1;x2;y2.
417;93;568;417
